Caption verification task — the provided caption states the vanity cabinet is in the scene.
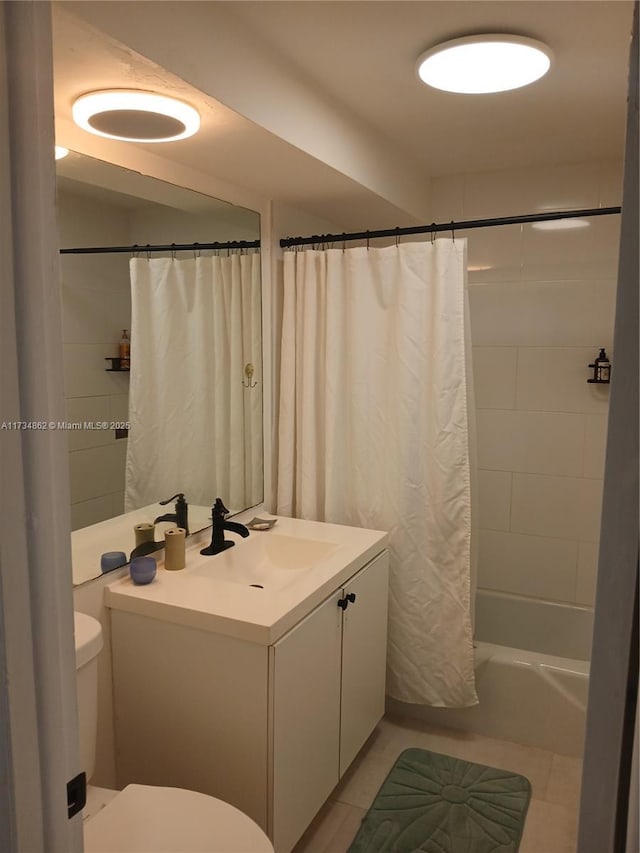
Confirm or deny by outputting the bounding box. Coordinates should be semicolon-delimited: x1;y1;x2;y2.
110;549;389;853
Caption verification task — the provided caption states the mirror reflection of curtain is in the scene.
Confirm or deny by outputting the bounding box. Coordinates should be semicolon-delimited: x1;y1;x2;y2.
125;253;263;513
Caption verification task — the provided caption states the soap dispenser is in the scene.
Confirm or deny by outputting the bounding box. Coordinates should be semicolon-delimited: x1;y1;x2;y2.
119;329;130;369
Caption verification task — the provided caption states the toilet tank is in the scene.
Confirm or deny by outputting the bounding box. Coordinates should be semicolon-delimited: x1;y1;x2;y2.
74;612;103;782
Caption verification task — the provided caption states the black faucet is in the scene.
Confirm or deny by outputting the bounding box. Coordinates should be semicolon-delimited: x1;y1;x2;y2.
154;493;189;535
200;497;249;556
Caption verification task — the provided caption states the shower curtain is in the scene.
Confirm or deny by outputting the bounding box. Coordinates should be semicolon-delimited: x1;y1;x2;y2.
125;253;263;513
276;241;477;707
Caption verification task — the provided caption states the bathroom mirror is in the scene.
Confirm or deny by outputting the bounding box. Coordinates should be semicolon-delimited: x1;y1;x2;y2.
57;151;263;585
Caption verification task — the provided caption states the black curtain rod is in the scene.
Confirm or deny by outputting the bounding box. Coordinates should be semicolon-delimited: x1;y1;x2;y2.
60;239;260;255
280;206;621;248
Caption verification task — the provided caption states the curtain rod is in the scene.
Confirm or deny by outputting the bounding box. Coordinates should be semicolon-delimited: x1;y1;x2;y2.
60;239;260;255
279;206;622;248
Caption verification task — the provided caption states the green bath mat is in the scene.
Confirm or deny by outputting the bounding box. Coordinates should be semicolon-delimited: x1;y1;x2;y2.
348;747;531;853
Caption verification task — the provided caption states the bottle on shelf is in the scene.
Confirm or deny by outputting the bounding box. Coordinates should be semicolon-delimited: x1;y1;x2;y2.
119;329;130;369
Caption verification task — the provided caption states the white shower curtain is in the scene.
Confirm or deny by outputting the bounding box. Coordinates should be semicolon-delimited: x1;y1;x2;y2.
276;241;477;707
125;253;263;513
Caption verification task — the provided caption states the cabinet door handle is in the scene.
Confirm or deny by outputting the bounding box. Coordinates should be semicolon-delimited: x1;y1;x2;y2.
338;593;357;610
346;593;356;604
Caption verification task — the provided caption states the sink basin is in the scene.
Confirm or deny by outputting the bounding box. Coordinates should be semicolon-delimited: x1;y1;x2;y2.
106;514;388;645
192;533;340;589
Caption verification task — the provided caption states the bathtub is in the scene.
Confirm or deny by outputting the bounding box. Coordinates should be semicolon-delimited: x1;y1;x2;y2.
387;591;593;756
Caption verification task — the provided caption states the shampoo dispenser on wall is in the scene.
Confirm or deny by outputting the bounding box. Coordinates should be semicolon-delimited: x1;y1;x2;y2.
587;348;611;384
120;329;130;369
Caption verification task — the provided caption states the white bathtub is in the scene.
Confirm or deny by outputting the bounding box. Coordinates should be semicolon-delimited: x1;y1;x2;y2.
387;591;593;756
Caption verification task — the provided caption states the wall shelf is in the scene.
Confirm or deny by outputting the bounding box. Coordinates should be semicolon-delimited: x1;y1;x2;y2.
105;357;130;372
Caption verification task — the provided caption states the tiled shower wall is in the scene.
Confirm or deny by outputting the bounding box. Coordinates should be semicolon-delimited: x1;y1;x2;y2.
58;191;132;531
432;160;622;613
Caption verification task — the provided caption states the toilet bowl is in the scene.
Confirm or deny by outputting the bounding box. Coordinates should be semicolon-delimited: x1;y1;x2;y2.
74;611;274;853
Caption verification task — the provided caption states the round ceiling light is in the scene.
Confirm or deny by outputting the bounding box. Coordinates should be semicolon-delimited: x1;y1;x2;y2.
417;35;552;94
72;90;200;143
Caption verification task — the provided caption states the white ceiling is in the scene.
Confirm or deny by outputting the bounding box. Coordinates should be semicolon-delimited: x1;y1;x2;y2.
52;0;634;229
226;1;632;175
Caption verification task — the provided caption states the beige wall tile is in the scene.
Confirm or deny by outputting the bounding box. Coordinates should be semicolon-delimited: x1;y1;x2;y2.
576;542;599;606
510;411;585;477
476;409;515;471
62;282;131;346
111;492;126;517
462;169;537;220
70;495;115;532
63;343;131;399
522;220;604;267
515;348;613;413
577;478;604;544
528;162;600;212
469;284;616;349
478;469;511;531
521;216;620;280
69;443;127;504
109;394;130;423
472;347;517;409
478;529;578;601
65;396;114;451
511;473;585;540
467;224;522;278
520;259;618;282
583;413;609;478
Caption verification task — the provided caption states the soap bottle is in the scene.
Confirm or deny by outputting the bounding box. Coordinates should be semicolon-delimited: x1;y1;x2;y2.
119;329;130;369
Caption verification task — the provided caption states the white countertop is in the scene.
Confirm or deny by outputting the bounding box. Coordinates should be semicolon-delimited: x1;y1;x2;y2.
105;514;387;645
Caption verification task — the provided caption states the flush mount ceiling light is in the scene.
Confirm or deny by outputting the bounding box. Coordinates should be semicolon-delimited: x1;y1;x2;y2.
416;35;552;94
72;90;200;143
55;145;69;160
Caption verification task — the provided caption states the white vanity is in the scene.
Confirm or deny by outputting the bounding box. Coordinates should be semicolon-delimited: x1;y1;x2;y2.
105;515;389;853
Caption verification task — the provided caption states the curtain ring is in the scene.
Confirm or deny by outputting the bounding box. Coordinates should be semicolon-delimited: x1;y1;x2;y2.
430;224;436;245
394;227;401;248
171;243;177;261
132;244;139;258
450;221;455;242
145;244;151;260
366;231;370;250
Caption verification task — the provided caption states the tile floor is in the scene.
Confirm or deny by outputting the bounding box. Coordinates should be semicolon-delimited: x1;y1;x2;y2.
293;715;582;853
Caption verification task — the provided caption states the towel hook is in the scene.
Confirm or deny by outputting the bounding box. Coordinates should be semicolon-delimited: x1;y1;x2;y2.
242;363;257;388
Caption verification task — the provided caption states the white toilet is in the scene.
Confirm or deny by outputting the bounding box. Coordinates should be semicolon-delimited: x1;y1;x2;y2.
74;611;274;853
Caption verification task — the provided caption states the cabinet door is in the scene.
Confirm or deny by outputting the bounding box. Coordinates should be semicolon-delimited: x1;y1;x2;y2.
270;589;343;853
340;551;389;776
